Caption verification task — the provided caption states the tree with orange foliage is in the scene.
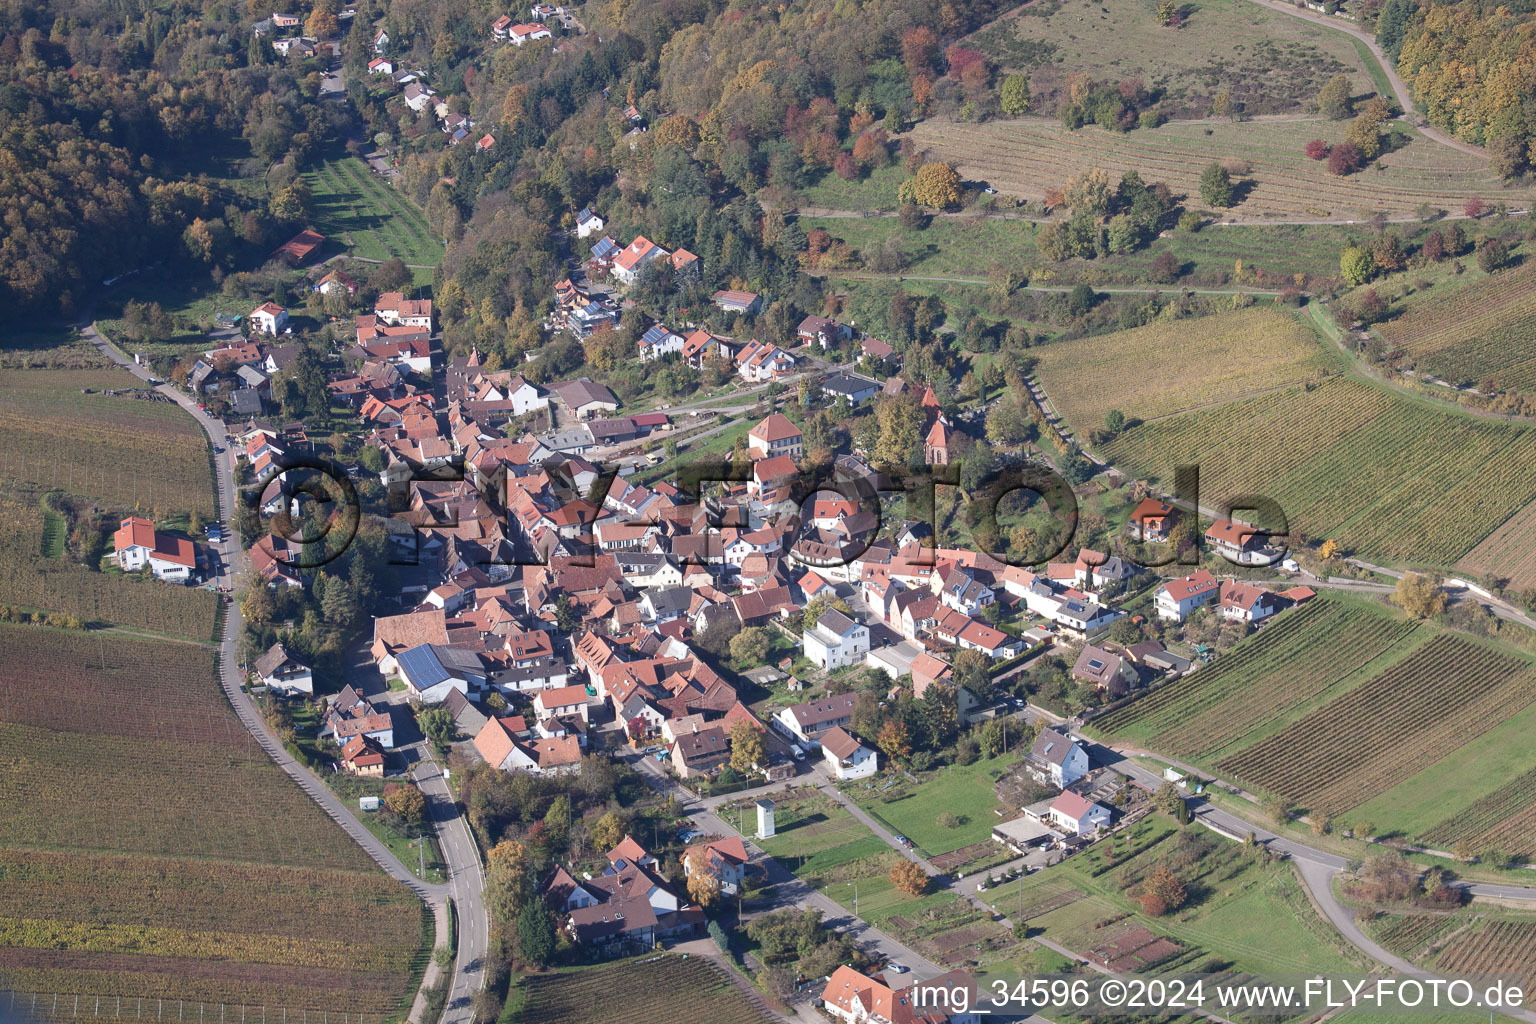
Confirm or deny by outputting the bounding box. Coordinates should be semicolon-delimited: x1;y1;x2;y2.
890;860;931;896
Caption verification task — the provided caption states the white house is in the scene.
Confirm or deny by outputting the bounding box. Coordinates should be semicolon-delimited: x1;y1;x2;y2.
802;609;870;671
249;302;289;335
254;642;313;695
820;726;876;780
1049;791;1112;835
683;836;749;895
575;206;604;238
396;643;487;702
533;684;590;722
1156;570;1221;621
1028;727;1089;788
112;516;195;582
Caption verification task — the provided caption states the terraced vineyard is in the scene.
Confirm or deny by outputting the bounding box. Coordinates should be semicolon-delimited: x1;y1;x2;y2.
304;153;443;267
522;956;777;1024
1456;497;1536;593
1377;262;1536;392
1419;766;1536;860
1218;635;1536;814
1368;915;1460;958
907;119;1532;223
0;369;214;518
1098;376;1536;566
1032;308;1329;429
1436;921;1536;990
0;625;425;1016
1091;598;1420;760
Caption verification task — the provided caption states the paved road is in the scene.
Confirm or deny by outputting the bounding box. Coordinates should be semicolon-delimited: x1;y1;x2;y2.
78;318;476;1023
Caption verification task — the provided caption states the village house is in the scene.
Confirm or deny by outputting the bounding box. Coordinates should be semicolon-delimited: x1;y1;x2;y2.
819;726;877;780
803;609;870;671
683;836;749;894
1049;790;1112;836
254;642;313;695
249;302;289;335
1155;570;1220;621
774;693;858;746
1027;727;1089;788
113;516;196;582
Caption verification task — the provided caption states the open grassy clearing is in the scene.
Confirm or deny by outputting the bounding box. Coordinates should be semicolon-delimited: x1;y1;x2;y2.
1095;374;1536;566
521;955;774;1024
1375;259;1536;392
906;119;1534;222
0;624;423;1017
1031;307;1329;428
304;152;443;268
968;0;1374;118
845;753;1012;856
1217;633;1536;817
1090;596;1423;760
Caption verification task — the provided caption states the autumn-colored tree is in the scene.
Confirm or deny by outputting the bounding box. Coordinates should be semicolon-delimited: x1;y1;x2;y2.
889;860;930;896
901;26;940;76
877;719;912;763
730;719;767;777
383;782;426;825
1394;571;1445;618
1140;864;1186;913
684;846;722;906
592;811;627;851
653;114;700;150
897;162;962;209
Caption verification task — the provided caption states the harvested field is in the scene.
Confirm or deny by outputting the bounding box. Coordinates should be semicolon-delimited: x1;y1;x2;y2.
1033;307;1328;432
1098;376;1536;566
906;119;1533;223
968;0;1373;118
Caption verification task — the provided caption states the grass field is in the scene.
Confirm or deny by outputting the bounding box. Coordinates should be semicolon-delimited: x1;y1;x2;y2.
1375;260;1536;392
845;754;1011;856
994;814;1368;975
1095;374;1536;566
0;625;424;1017
1090;597;1423;761
968;0;1374;118
1217;633;1536;816
304;152;443;269
1031;307;1329;429
906;118;1533;223
520;955;775;1024
0;369;214;518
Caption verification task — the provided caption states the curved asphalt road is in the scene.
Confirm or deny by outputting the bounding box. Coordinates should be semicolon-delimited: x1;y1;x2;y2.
77;317;487;1024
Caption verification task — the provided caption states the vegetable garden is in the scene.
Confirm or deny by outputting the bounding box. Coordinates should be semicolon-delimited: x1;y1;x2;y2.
1217;635;1536;814
1099;376;1536;566
1376;261;1536;393
521;956;777;1024
1032;308;1328;430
